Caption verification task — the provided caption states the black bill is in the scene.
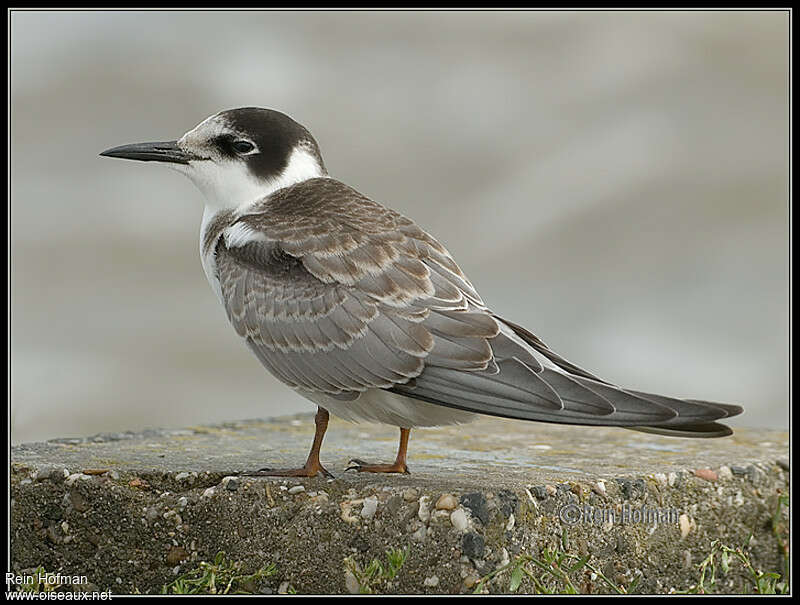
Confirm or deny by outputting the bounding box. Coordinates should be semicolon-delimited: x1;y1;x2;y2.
99;140;192;164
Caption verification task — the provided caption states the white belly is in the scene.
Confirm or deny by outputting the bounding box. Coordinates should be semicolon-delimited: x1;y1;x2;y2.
298;388;477;428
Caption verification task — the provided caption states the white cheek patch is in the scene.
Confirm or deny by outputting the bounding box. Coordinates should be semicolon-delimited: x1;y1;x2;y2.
273;146;325;190
184;159;267;211
182;146;326;212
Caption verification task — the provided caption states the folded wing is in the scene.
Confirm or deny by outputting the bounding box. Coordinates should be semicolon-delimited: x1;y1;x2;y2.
216;178;743;435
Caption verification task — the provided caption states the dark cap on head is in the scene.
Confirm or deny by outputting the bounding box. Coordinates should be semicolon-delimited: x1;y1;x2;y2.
214;107;326;180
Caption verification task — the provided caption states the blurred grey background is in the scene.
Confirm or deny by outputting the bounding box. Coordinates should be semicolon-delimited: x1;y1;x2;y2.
10;11;788;444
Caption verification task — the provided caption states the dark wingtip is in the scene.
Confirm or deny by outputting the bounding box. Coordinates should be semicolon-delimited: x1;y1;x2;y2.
627;422;735;438
685;400;745;419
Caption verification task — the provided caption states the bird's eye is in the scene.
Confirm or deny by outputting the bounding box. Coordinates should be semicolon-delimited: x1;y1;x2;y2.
231;140;255;154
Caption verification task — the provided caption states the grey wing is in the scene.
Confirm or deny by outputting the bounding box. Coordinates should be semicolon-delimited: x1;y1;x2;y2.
215;178;511;396
215;239;430;393
220;179;742;434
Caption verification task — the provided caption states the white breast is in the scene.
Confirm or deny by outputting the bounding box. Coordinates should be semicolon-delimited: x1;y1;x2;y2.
199;205;225;303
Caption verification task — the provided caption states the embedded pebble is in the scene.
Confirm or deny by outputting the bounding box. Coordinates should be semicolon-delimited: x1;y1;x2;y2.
615;478;644;499
668;472;678;487
412;525;427;541
166;545;188;565
717;466;733;481
423;575;439;587
340;502;359;524
145;507;160;524
311;492;329;504
65;473;92;486
450;508;470;532
530;486;548;499
593;481;607;497
288;485;305;495
129;477;150;490
545;485;557;497
344;569;360;594
435;494;458;511
418;496;431;522
462;532;486;559
361;496;378;519
163;510;181;525
69;490;90;513
694;469;718;482
403;488;419;502
222;476;239;491
201;487;215;499
497;548;510;568
36;466;68;482
679;514;692;538
460;493;489;525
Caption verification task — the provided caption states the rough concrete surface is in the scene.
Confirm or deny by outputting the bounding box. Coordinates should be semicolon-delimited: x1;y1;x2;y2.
10;414;789;594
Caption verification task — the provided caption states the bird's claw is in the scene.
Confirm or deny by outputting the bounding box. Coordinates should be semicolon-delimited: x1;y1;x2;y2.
345;458;410;474
345;458;366;472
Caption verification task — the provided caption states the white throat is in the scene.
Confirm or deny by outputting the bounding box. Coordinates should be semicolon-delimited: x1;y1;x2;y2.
176;145;326;214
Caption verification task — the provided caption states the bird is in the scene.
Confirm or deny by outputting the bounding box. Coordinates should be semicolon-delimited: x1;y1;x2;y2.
100;107;743;477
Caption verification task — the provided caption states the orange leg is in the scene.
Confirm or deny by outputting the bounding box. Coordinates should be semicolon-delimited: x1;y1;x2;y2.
347;428;411;474
241;407;333;478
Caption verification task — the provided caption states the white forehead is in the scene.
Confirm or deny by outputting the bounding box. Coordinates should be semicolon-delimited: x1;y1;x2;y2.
179;113;240;148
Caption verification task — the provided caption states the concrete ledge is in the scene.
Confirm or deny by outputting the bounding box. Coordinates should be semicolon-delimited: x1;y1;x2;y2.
10;415;789;594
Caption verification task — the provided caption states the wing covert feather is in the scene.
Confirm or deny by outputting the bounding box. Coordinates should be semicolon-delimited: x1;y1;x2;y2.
215;178;742;433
